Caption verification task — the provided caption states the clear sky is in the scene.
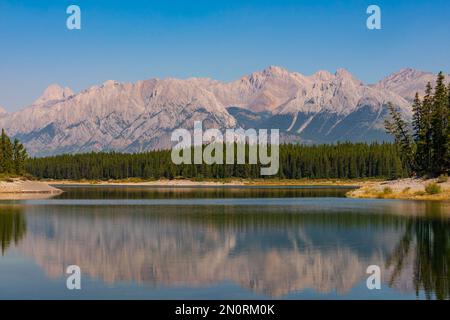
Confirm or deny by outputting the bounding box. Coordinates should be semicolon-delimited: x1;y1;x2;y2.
1;0;449;111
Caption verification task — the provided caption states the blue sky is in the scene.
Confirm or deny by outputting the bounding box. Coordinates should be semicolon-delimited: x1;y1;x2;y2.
1;0;449;111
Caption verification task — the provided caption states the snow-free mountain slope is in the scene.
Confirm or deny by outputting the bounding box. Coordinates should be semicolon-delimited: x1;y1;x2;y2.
33;84;74;105
375;68;450;102
1;67;445;156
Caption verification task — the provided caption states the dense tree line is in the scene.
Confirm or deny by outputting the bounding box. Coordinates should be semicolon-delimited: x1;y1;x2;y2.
385;72;449;176
0;129;28;175
26;142;408;180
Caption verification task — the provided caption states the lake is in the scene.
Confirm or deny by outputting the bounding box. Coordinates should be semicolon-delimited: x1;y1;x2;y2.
0;185;449;300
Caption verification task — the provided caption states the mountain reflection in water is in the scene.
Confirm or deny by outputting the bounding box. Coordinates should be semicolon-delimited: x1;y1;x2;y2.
0;186;449;299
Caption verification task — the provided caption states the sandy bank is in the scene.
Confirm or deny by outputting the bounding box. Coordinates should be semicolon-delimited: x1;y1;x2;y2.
49;179;245;187
347;178;450;201
0;179;63;200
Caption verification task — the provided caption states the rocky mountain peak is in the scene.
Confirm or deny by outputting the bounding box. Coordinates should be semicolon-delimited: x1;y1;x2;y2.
335;68;363;85
261;65;290;76
102;80;120;87
376;68;449;101
34;84;74;105
378;68;430;86
311;70;334;82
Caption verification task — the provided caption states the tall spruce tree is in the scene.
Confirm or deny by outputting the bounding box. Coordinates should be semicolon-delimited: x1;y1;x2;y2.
430;72;448;174
447;83;450;169
421;82;434;174
0;129;13;173
13;139;27;174
412;92;426;173
385;102;414;171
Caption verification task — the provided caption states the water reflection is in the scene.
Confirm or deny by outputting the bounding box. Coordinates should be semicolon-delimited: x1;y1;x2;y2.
386;208;450;299
1;195;447;299
0;206;26;255
52;185;351;199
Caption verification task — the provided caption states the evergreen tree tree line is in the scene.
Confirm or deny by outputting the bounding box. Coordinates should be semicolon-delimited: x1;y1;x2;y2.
0;129;28;175
26;142;408;180
385;72;449;176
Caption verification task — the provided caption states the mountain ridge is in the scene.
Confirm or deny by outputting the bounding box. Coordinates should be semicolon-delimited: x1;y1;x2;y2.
374;68;450;102
1;67;447;156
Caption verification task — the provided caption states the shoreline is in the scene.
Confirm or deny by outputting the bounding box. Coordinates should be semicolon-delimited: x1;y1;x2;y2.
0;179;63;200
46;178;368;188
346;178;450;201
48;178;450;201
1;177;448;201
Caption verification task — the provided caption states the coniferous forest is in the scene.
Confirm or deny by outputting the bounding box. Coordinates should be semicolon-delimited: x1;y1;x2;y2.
385;72;449;176
26;142;408;180
0;129;28;175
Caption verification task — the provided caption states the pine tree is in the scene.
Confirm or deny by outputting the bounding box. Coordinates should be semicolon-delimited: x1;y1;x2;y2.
421;82;434;175
13;139;28;174
385;102;413;171
412;92;426;173
430;72;448;174
447;83;450;170
0;129;13;173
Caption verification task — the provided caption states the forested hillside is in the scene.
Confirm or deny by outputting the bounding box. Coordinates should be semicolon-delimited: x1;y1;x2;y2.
26;142;408;180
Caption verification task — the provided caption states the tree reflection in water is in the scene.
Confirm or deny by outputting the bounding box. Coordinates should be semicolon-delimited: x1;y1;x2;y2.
0;206;26;255
387;202;450;300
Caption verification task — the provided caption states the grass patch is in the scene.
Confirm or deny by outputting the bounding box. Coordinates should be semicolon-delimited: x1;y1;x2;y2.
437;174;448;183
347;179;450;201
382;187;393;194
425;182;441;195
373;187;393;198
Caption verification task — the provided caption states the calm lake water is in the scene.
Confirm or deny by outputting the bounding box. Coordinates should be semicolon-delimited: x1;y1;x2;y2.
0;186;449;300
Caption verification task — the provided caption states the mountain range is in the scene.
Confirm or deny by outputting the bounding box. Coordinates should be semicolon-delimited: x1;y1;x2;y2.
1;66;448;156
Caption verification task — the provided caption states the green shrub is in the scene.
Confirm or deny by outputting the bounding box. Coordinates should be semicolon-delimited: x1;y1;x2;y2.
376;187;393;198
382;187;393;194
437;174;448;183
425;182;441;195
